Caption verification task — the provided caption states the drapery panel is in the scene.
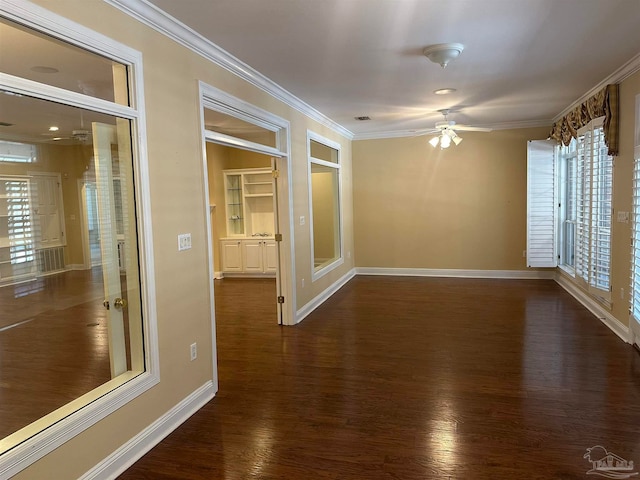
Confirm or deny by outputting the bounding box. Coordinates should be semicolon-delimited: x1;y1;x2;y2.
549;84;619;156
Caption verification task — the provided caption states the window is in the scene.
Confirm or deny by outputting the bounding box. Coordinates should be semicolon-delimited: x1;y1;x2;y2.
558;138;577;269
307;132;343;279
528;117;613;301
574;118;613;299
0;141;36;163
630;95;640;336
0;6;156;476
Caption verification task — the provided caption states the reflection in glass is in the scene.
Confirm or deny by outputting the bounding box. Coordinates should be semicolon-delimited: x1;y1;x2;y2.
0;93;143;451
310;158;341;273
0;18;129;105
204;108;277;148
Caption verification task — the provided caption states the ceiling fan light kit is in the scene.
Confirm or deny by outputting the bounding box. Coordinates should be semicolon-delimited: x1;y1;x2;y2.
429;128;463;149
423;43;464;68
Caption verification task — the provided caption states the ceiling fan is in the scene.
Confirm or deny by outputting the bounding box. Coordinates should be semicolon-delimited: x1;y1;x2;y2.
422;109;492;148
40;129;92;144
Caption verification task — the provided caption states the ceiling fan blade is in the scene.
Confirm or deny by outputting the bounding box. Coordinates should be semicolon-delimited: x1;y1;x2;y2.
411;128;440;137
451;125;493;132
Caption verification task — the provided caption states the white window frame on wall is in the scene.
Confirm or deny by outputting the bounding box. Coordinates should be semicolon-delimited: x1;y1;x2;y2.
557;138;578;273
574;117;612;301
0;1;158;478
307;130;344;281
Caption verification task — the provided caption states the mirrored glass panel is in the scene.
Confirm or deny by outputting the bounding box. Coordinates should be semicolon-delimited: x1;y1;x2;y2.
0;18;129;106
204;108;277;148
309;137;341;275
0;92;143;451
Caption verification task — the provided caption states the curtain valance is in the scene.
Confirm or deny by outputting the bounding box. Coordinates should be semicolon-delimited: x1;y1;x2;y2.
549;84;619;156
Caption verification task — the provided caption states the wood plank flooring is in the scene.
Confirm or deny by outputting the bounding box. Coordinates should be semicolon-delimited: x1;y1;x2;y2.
0;269;112;439
118;276;640;480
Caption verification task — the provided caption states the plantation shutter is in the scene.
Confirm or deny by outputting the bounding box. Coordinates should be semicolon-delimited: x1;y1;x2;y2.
630;94;640;334
575;132;590;283
526;140;557;267
0;176;36;281
589;126;612;297
632;155;640;321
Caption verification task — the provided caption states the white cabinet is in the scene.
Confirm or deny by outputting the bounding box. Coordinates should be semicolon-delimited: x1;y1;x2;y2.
220;238;277;276
220;168;277;277
220;239;243;272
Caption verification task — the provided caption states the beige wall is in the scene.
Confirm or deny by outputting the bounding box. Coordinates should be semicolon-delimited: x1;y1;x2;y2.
353;127;549;270
13;1;354;478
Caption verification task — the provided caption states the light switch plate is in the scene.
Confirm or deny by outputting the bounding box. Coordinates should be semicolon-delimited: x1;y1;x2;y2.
178;233;192;251
617;211;630;223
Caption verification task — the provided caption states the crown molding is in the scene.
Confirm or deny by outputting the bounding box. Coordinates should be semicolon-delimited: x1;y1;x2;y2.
104;0;354;140
553;51;640;123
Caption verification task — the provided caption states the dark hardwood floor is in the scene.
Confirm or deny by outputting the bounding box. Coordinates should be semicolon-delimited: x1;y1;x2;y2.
118;276;640;479
0;269;112;439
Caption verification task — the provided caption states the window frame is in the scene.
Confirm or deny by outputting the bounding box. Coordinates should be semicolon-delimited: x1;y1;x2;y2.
630;94;640;343
307;131;344;281
557;138;577;273
0;2;158;477
574;117;612;301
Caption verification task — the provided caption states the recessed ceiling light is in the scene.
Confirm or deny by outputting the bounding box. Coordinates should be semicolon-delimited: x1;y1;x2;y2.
355;116;371;121
434;88;457;95
31;66;59;74
49;126;59;132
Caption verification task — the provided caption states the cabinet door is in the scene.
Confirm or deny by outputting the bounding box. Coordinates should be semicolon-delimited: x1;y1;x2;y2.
242;240;263;272
263;240;277;273
220;240;242;272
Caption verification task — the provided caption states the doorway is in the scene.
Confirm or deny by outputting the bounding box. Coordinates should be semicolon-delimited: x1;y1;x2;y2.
205;141;282;324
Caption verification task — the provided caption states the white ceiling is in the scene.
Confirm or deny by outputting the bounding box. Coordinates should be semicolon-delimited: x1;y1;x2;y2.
146;0;640;138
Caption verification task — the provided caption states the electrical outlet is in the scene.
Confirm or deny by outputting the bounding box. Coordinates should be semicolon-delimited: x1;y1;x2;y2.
299;216;305;226
621;288;625;300
178;233;192;251
190;342;197;361
301;278;305;288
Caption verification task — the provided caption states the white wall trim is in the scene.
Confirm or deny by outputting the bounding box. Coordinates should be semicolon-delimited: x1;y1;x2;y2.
67;264;89;271
353;119;552;141
553;52;640;123
79;381;215;480
296;268;356;324
104;0;353;140
355;267;556;279
554;272;631;344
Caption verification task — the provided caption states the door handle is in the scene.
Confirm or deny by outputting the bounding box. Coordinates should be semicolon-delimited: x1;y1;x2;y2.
114;297;127;309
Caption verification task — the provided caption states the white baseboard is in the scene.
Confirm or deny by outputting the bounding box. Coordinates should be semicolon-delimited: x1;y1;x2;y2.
79;381;216;480
355;267;555;279
554;272;631;344
295;268;356;324
67;264;90;271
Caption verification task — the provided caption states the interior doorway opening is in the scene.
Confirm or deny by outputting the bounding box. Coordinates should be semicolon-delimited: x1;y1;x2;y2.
205;141;281;325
